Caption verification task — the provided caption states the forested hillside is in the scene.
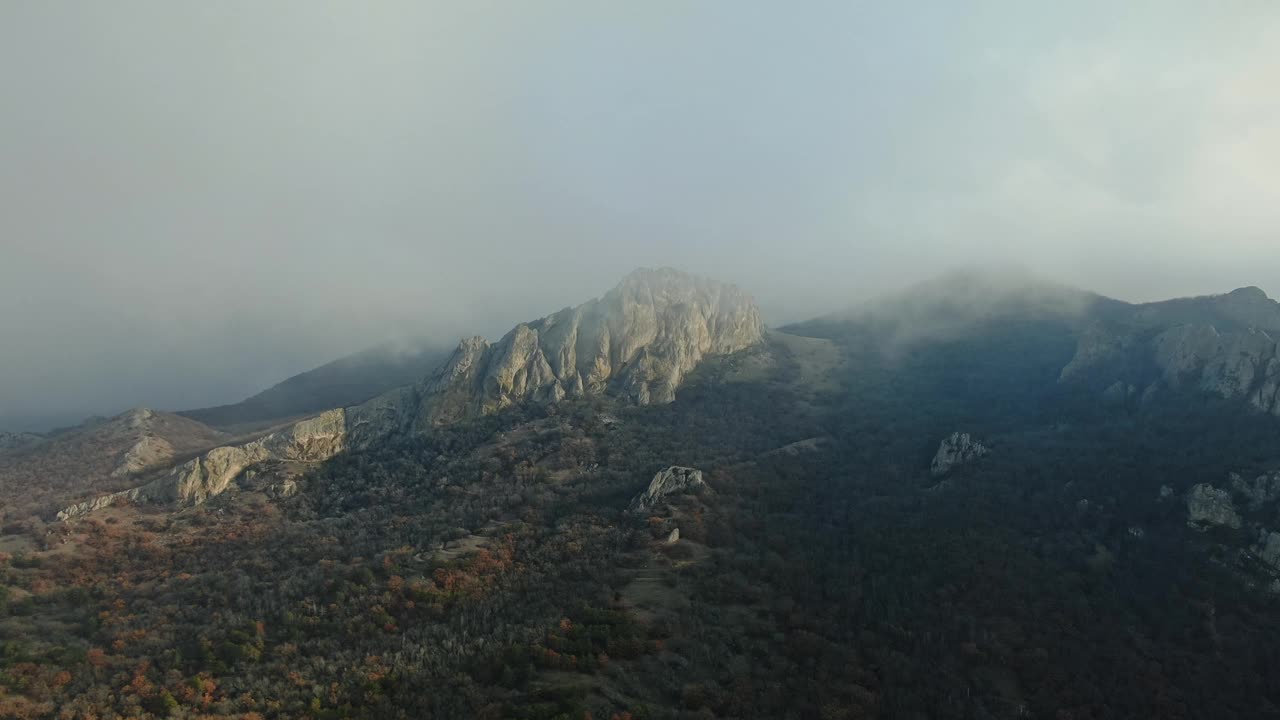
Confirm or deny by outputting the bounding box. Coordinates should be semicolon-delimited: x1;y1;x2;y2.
4;319;1280;718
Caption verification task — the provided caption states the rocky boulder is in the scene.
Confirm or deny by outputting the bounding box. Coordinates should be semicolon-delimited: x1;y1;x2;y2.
1186;483;1243;530
630;466;709;514
930;433;988;477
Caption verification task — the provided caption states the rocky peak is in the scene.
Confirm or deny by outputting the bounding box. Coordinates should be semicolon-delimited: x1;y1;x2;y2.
412;268;764;428
1226;286;1270;302
1217;286;1279;326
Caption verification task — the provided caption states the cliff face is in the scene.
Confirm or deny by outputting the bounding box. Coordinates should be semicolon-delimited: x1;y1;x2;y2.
410;268;764;428
57;409;347;519
1059;287;1280;415
58;269;765;518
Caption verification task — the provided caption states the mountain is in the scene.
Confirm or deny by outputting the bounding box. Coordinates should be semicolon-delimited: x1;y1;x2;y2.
178;338;453;432
10;270;1280;719
1059;286;1280;414
0;408;228;521
55;268;764;518
346;266;764;437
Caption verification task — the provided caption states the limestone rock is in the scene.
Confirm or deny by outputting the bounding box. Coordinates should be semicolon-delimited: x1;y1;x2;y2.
630;466;709;513
110;435;175;477
1152;325;1227;388
412;268;764;428
1230;471;1280;510
56;487;146;520
1186;484;1242;530
930;432;988;477
1060;288;1280;416
58;409;347;519
1256;531;1280;570
1059;322;1140;383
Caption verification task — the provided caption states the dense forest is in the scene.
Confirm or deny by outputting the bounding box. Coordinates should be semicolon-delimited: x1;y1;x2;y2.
3;320;1280;718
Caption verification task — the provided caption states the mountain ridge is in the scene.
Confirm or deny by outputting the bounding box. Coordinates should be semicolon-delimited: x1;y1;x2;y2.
55;268;764;518
178;338;453;433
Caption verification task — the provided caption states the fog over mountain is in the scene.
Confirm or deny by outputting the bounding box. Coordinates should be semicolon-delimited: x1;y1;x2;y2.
3;2;1279;430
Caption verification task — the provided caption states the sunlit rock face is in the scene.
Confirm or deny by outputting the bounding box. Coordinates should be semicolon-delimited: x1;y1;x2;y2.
408;267;765;428
57;409;347;519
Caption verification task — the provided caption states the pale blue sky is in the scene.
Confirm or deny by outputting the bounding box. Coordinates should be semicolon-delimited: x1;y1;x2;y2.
2;2;1278;428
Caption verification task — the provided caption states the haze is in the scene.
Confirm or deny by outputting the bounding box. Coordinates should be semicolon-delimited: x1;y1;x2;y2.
2;2;1279;431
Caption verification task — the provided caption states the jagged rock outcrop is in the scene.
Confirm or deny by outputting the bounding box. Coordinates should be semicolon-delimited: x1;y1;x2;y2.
1186;483;1243;530
930;433;988;477
343;268;763;436
58;409;346;519
629;466;709;514
1060;287;1280;415
55;486;147;520
1151;326;1279;411
1059;323;1143;384
409;268;764;428
1255;531;1280;570
1230;471;1280;510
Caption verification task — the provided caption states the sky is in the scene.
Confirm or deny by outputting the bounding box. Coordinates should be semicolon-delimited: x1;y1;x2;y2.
2;1;1279;430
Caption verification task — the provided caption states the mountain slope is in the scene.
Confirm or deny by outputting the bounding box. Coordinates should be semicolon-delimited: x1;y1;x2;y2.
14;273;1280;718
0;408;228;521
179;339;453;432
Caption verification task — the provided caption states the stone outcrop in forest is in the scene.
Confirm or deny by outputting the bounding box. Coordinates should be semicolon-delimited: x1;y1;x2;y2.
930;432;988;477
